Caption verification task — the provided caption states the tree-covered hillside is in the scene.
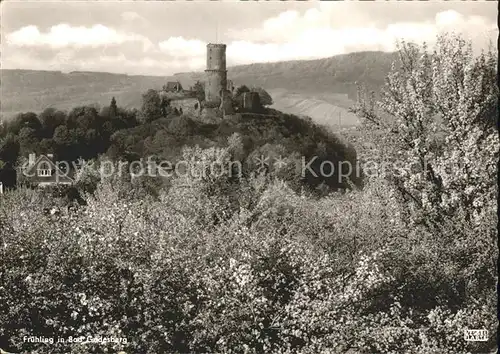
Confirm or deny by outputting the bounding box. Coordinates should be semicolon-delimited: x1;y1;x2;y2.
0;90;361;194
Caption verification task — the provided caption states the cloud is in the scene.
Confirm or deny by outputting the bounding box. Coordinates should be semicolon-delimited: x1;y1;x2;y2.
434;10;496;43
6;24;153;51
225;8;496;64
120;11;146;23
158;37;206;58
3;26;208;75
2;7;495;76
435;9;463;27
70;55;205;74
120;11;143;21
2;40;206;76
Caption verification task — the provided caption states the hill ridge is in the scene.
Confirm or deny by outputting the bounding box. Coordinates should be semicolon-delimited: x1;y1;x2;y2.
1;51;396;125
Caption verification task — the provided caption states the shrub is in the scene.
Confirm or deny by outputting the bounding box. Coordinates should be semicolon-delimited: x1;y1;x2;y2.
1;155;495;353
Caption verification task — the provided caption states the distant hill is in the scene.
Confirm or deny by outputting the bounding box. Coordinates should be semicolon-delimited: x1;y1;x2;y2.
0;51;397;124
175;51;397;97
0;70;171;118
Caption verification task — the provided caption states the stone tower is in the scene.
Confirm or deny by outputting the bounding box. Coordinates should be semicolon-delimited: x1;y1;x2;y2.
204;43;227;106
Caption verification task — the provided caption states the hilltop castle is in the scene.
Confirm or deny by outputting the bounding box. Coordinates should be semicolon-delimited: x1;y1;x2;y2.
165;42;258;121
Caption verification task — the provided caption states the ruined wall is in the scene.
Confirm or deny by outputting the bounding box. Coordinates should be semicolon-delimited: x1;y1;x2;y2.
159;90;192;101
170;98;200;116
227;80;235;93
220;91;234;115
241;92;261;112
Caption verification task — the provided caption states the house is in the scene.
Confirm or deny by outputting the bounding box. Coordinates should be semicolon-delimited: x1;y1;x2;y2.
163;81;183;92
22;153;74;187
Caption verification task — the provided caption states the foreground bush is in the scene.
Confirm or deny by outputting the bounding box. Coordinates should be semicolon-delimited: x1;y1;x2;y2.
0;164;495;353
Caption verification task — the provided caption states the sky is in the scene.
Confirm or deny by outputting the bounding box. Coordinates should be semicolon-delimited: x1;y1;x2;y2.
1;1;497;76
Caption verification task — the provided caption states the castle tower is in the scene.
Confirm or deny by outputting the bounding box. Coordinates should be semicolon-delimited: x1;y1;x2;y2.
204;43;227;106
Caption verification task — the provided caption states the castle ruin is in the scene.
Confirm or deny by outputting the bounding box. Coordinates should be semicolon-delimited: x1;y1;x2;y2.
164;43;254;122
